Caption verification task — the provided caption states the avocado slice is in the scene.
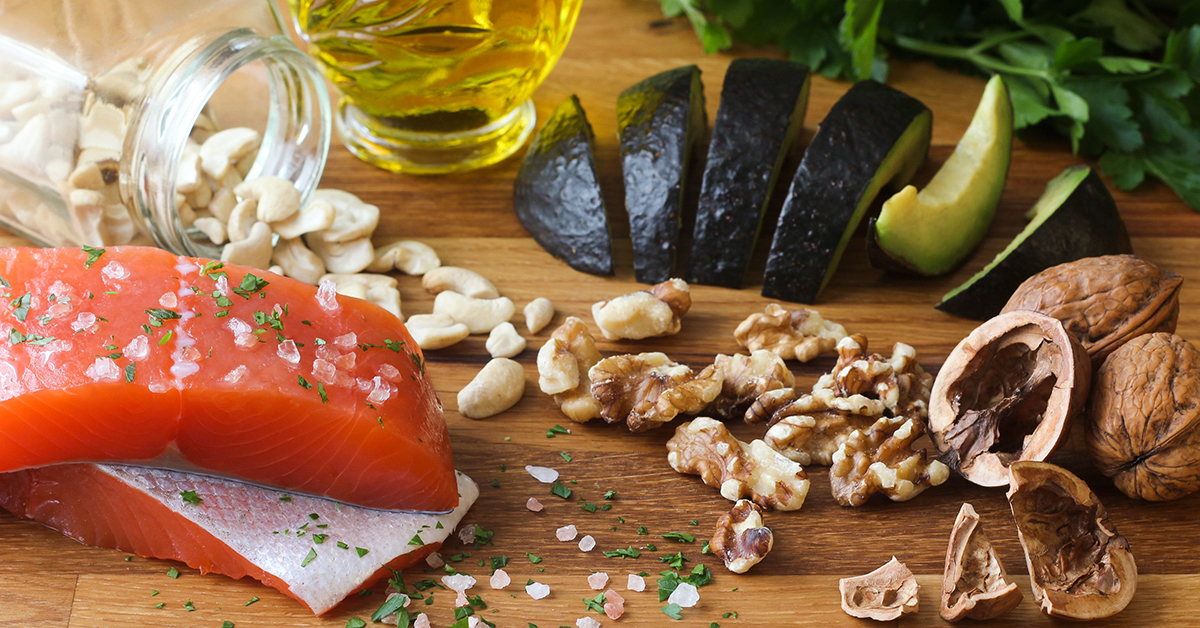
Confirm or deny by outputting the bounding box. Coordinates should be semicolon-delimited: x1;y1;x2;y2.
618;66;707;284
762;80;932;303
867;75;1014;276
685;58;811;289
513;95;613;276
936;166;1133;320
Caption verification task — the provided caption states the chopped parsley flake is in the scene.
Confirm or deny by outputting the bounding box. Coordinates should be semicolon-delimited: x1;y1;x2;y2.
151;590;158;596
279;494;292;502
345;618;366;628
124;363;136;383
646;544;658;551
549;481;572;499
233;273;269;298
312;534;328;544
604;490;616;500
158;330;173;345
245;597;259;606
580;502;597;513
663;532;696;543
11;291;31;321
689;519;699;526
223;622;235;628
317;382;328;403
183;600;196;611
166;567;179;579
661;552;687;570
301;548;318;567
153;602;164;609
545;424;570;438
490;556;508;570
337;541;349;550
662;603;683;619
81;246;105;269
701;540;711;554
722;611;738;619
297;375;312;390
559;451;573;462
603;547;641;559
200;261;227;279
145;308;182;321
371;593;409;623
179;490;202;505
356;547;370;557
583;591;607;613
526;552;542;564
638;526;649;535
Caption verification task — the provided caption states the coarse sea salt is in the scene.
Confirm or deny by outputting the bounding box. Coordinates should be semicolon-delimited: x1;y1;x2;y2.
604;589;626;620
525;582;550;600
316;279;338;311
441;574;476;592
277;339;300;364
425;553;445;568
459;525;477;544
576;617;601;628
123;334;149;361
627;574;645;592
667;582;699;608
85;356;121;382
556;525;578;542
70;312;96;333
579;535;596;552
223;365;247;384
526;465;558;483
587;572;609;590
158;291;178;308
413;614;431;628
526;498;544;512
101;261;129;280
489;569;511;590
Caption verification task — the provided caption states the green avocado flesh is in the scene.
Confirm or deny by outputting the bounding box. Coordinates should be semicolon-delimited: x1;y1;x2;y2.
869;75;1013;276
762;80;932;304
936;165;1133;320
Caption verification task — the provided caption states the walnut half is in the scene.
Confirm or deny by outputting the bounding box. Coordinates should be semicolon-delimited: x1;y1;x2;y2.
839;557;919;621
536;317;602;422
733;303;848;362
941;503;1022;622
666;417;809;511
590;352;722;432
830;415;949;507
711;499;773;574
705;350;795;420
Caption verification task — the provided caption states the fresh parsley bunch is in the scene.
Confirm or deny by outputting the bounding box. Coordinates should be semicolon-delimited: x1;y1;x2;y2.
662;0;1200;209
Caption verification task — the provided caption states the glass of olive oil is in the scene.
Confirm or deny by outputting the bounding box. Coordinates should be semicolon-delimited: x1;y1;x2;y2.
289;0;581;174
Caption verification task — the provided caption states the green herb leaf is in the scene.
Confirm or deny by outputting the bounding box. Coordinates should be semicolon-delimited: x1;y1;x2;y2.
559;451;573;462
356;547;370;557
183;600;195;611
124;363;136;383
662;602;684;620
179;490;202;505
662;532;695;543
301;548;318;567
245;597;260;606
167;567;180;579
345;618;366;628
550;481;572;499
583;591;607;613
545;424;570;438
526;552;543;564
371;591;410;622
603;547;641;559
81;246;105;269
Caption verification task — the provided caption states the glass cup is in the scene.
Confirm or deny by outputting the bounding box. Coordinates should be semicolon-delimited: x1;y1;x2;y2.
289;0;582;174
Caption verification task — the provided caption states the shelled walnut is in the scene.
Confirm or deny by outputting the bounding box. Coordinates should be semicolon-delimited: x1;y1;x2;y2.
536;317;602;422
711;500;773;574
941;503;1022;622
591;278;691;340
839;557;920;620
590;353;722;432
815;335;932;421
1002;255;1182;364
704;351;795;420
666;417;809;511
762;394;877;465
1008;461;1137;620
830;415;949;507
1087;333;1200;501
930;311;1090;487
733;303;848;362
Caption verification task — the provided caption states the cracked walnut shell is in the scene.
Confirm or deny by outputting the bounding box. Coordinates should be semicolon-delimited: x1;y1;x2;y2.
1008;461;1137;620
537;317;602;422
1002;255;1181;364
930;311;1090;487
941;503;1022;622
839;557;919;621
830;415;949;507
590;352;722;432
591;278;691;340
666;417;809;511
711;499;773;574
1087;333;1200;501
733;303;848;362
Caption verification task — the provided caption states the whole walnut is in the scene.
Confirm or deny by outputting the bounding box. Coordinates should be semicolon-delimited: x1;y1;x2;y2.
1002;255;1181;364
1087;333;1200;501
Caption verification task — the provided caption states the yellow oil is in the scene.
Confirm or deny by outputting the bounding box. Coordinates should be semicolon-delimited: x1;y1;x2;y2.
290;0;581;135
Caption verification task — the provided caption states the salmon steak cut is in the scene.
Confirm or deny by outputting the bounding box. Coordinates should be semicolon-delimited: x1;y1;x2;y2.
0;463;478;615
0;246;455;512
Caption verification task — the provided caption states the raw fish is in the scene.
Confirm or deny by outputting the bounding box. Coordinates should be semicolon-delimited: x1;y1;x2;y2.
0;464;478;615
0;246;454;512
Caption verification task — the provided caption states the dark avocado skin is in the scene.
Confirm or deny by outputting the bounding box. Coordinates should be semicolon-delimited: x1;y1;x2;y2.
762;80;931;304
618;66;706;284
936;167;1133;320
685;58;811;289
513;95;613;275
865;218;922;274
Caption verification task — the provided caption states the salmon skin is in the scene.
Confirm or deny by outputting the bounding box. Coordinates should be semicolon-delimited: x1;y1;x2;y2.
0;464;478;615
0;246;455;512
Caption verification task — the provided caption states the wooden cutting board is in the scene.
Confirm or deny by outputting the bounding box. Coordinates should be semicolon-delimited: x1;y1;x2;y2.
4;0;1200;626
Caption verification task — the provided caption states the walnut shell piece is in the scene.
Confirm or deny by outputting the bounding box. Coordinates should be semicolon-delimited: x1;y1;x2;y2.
830;415;949;506
536;317;602;422
711;499;773;574
941;503;1022;622
1001;255;1182;364
733;303;848;362
1008;461;1137;620
930;311;1091;487
839;557;919;621
1087;333;1200;501
590;353;722;432
666;417;810;511
591;278;691;340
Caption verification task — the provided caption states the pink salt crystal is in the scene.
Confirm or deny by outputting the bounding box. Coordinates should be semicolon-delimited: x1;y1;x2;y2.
46;301;71;319
489;569;511;590
526;498;544;512
316;279;338;311
181;345;202;362
587;572;609;590
276;339;300;364
223;365;247;384
334;350;357;370
626;574;645;592
425;553;445;568
158;291;178;308
455;590;469;607
85;356;121;382
556;525;578;541
576;618;601;628
377;363;401;381
123;335;149;360
312;358;337;383
525;582;550;599
333;332;357;348
468;618;481;628
234;333;258;350
413;614;431;628
525;465;559;483
604;599;625;620
579;535;596;552
605;590;625;605
316;344;340;361
70;312;96;333
459;525;477;544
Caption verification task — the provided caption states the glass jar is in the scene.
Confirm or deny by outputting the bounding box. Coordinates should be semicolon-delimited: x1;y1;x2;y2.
0;0;331;258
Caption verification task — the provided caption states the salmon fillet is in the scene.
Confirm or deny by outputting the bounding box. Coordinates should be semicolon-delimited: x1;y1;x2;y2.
0;246;455;512
0;464;478;615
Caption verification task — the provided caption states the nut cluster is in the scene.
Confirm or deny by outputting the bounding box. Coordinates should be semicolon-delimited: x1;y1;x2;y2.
733;303;848;362
590;353;722;432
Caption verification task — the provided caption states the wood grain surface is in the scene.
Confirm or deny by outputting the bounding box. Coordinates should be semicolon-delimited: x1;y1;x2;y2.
4;0;1200;626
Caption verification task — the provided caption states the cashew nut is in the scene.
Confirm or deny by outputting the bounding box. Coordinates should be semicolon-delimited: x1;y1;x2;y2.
405;314;470;350
311;189;379;242
305;235;374;274
208;187;237;222
193;216;227;246
226;199;257;242
234;176;301;224
272;199;335;240
320;272;402;320
524;297;555;334
273;237;326;285
176;144;204;193
486;322;527;358
422;266;499;299
183;176;212;209
433;291;515;334
369;240;441;276
220;221;273;269
200;127;260;180
457;358;525;419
